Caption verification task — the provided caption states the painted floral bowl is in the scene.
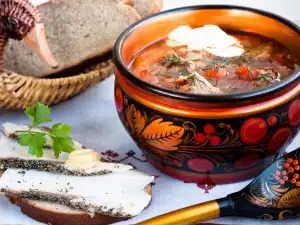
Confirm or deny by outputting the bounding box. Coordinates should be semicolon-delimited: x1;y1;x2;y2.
113;5;300;184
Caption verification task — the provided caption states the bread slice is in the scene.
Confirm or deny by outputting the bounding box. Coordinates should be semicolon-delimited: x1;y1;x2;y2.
4;0;141;77
5;185;152;225
121;0;163;17
1;170;152;225
0;123;154;225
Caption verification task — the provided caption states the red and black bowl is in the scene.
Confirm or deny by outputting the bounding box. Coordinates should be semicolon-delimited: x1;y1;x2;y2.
113;5;300;184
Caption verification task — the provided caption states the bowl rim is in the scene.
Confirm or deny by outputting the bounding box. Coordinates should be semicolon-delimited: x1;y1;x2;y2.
114;5;300;102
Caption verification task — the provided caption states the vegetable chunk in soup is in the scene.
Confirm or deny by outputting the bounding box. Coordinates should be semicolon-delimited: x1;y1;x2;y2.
130;25;299;94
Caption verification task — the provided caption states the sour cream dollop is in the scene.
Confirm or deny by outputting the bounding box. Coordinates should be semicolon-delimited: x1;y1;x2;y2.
166;25;244;57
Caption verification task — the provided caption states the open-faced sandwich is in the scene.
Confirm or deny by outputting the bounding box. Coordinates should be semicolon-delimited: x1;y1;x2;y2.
0;103;154;225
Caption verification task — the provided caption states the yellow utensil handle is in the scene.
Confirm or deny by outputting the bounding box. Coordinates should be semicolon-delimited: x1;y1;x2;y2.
136;200;220;225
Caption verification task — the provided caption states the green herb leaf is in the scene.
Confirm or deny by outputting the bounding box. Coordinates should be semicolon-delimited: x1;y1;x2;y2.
17;102;74;158
52;137;75;158
34;102;52;126
25;106;35;124
161;54;182;66
18;133;46;158
50;123;72;138
258;73;272;83
18;133;33;146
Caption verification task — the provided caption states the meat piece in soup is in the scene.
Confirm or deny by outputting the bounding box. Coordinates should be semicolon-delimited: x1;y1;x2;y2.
130;25;300;94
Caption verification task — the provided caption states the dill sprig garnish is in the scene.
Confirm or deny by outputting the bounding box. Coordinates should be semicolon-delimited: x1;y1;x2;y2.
199;57;232;71
160;54;183;67
257;73;272;83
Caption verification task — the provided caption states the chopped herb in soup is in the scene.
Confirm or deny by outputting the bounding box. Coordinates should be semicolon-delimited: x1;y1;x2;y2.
130;25;299;94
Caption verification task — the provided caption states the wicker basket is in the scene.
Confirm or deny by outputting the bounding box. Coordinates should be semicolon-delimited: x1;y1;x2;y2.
0;59;113;109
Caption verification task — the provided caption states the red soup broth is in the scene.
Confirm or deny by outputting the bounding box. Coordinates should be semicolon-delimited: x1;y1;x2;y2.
130;30;299;95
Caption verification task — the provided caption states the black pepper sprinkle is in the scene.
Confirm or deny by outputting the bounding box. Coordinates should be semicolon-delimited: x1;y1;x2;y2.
0;159;112;176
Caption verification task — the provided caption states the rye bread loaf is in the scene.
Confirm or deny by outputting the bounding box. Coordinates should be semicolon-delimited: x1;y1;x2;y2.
4;0;141;77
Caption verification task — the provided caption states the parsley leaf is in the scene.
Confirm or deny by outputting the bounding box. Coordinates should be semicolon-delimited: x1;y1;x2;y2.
34;102;52;126
52;137;75;158
24;102;52;126
50;123;72;137
18;133;33;146
25;106;35;124
19;133;46;158
17;102;75;158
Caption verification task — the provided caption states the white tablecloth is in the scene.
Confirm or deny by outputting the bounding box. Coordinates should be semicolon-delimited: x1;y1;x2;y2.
0;1;299;224
0;75;299;225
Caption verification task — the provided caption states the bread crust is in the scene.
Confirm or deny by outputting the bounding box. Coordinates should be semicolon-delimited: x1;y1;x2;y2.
0;172;152;225
7;195;129;225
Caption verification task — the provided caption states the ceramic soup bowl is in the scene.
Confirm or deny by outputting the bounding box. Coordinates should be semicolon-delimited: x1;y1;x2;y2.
114;5;300;184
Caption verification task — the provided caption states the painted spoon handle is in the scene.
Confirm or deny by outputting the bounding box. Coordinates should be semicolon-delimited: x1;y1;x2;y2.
135;200;220;225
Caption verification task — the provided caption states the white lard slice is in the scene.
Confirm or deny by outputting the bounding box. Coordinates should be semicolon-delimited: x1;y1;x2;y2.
2;123;82;150
0;168;154;217
0;135;69;162
0;123;82;163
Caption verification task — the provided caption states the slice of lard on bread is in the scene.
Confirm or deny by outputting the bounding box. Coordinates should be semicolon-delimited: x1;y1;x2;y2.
0;122;154;225
4;0;162;78
0;122;82;170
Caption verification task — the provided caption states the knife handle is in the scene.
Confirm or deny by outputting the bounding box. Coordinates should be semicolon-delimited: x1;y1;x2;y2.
135;200;220;225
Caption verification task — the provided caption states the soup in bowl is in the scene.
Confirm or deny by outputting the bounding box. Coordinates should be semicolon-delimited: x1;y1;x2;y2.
114;5;300;184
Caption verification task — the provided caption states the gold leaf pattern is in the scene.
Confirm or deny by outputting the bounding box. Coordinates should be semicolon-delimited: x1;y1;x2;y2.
126;104;146;135
277;188;300;208
142;118;184;151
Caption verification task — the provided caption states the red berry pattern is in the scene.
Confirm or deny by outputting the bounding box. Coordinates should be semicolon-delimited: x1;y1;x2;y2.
282;171;287;176
277;157;300;186
210;136;221;146
274;169;289;185
267;115;278;126
195;133;206;143
204;124;215;135
194;124;221;146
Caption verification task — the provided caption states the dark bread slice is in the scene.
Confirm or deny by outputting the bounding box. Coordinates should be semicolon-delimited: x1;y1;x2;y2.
0;162;152;224
4;0;141;77
5;185;152;225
